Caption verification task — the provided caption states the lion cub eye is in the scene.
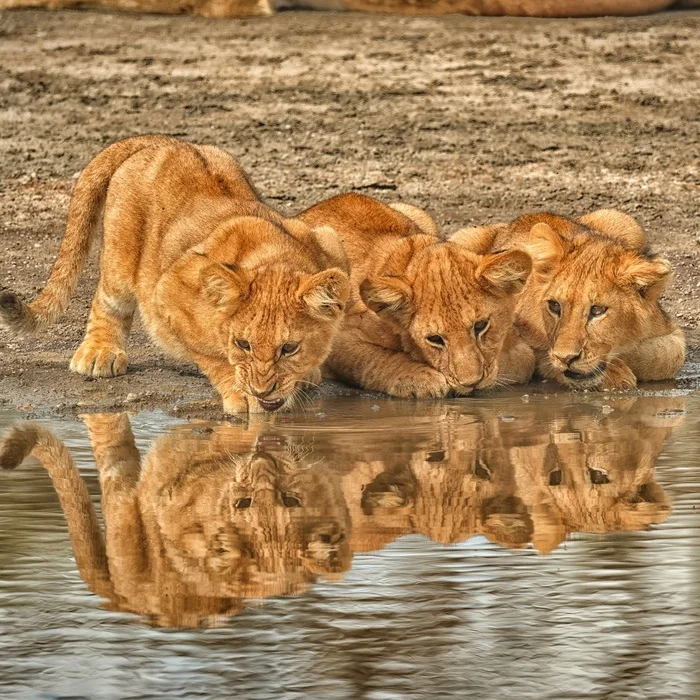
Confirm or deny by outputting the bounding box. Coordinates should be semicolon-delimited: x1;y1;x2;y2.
473;319;489;337
235;497;253;509
282;493;302;508
280;342;300;357
426;334;446;348
548;300;561;316
589;305;608;319
474;460;492;481
588;467;610;485
236;339;251;351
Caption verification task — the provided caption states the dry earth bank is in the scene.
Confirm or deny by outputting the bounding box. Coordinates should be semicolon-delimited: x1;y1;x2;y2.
0;9;698;416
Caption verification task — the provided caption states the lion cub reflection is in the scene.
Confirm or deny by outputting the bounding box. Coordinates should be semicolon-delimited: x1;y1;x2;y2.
342;398;680;554
0;414;350;627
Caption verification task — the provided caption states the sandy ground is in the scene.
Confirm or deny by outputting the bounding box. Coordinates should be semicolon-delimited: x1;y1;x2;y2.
0;8;698;417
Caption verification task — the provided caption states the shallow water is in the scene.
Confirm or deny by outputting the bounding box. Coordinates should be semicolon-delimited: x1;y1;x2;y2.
1;392;698;699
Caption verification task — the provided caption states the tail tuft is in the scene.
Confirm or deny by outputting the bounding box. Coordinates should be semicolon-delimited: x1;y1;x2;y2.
0;424;38;471
0;291;36;335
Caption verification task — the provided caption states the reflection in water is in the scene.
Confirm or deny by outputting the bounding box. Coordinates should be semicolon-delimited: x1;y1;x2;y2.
0;396;684;628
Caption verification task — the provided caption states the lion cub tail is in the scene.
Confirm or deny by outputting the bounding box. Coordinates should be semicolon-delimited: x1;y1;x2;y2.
1;423;110;593
0;135;174;335
389;202;440;237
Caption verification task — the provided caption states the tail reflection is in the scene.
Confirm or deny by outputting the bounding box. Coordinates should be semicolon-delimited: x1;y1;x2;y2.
0;396;683;627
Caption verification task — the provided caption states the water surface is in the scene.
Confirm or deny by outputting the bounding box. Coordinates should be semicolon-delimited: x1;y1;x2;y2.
1;393;698;699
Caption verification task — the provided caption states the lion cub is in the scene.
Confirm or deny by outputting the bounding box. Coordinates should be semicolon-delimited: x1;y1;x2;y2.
485;209;685;390
0;136;349;414
299;193;534;398
0;414;351;627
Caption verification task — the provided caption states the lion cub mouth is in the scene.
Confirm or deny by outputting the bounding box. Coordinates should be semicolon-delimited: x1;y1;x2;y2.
258;397;286;412
563;363;606;382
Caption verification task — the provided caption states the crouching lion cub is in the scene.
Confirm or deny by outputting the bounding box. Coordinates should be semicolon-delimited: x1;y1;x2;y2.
299;193;534;398
0;414;352;627
0;136;350;414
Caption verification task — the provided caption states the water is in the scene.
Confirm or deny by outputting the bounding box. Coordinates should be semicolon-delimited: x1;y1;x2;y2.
0;393;698;699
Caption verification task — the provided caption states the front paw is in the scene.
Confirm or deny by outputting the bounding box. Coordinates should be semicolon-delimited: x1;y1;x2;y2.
221;392;250;415
601;359;637;390
388;366;449;399
70;341;128;378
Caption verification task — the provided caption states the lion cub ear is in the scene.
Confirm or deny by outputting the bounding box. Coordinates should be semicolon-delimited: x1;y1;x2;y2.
579;209;645;249
360;276;413;319
450;225;500;255
525;223;567;277
311;226;351;275
388;202;440;237
299;268;349;320
618;255;672;300
477;249;532;295
201;263;251;313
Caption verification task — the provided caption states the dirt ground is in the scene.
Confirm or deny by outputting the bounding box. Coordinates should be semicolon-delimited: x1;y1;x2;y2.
0;8;698;417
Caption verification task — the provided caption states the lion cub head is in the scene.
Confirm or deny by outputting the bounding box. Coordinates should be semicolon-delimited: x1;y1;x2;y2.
146;430;352;603
521;210;674;389
362;233;532;393
196;217;350;411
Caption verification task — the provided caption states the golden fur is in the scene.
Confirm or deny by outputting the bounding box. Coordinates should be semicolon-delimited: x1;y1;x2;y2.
0;136;350;414
0;0;677;17
299;193;535;398
0;0;271;17
339;397;679;554
0;396;680;626
1;414;351;627
514;398;681;554
475;209;685;390
297;0;676;15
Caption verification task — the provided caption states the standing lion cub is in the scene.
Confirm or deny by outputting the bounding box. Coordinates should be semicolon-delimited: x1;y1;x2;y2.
0;136;350;414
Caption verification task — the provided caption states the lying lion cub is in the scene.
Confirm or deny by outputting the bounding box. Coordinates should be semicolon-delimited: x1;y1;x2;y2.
299;193;534;398
475;209;685;390
0;136;349;414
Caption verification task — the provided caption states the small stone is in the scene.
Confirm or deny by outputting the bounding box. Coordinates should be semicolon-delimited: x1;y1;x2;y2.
601;405;614;415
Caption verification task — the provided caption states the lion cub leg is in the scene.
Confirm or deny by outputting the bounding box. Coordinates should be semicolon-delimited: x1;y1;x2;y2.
70;281;135;379
496;330;536;386
618;328;686;383
327;331;449;399
194;355;250;414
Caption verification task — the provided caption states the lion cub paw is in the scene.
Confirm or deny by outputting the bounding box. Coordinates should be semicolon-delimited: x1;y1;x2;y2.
388;366;449;399
221;392;250;415
601;359;637;391
70;342;128;378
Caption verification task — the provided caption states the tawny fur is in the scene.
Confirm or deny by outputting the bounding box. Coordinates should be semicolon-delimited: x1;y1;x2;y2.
0;0;272;17
0;0;678;17
474;209;685;391
299;193;535;399
294;0;676;16
0;136;350;414
335;396;678;554
0;397;679;624
513;397;680;554
1;414;352;627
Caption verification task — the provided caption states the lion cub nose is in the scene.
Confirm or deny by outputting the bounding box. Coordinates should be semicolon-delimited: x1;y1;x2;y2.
251;382;277;399
554;351;582;366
